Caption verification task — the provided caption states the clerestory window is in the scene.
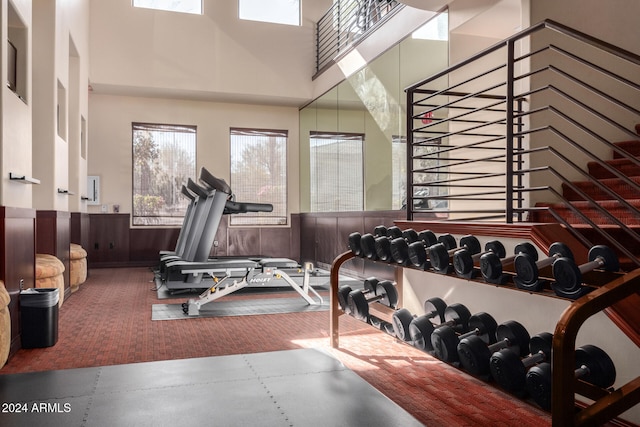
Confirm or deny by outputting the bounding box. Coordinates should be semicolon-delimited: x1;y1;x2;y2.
239;0;300;26
132;0;202;15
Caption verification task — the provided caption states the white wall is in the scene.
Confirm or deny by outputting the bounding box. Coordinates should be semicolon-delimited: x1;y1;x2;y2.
30;0;90;211
88;93;300;219
2;0;32;208
529;0;639;56
89;0;331;107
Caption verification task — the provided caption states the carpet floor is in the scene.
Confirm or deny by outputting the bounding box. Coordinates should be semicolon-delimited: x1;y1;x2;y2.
1;267;553;426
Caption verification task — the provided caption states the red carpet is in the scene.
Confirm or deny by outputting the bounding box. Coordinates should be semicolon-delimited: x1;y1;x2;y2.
1;267;555;426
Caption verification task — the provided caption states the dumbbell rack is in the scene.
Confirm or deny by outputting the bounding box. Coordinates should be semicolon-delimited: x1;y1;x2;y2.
329;249;640;427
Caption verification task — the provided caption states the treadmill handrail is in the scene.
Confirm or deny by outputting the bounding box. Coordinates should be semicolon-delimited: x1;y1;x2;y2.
224;200;273;214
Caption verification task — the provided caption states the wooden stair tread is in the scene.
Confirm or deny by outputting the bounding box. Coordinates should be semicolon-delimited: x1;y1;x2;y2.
537;198;640;208
587;158;640;179
612;139;640;158
562;176;640;201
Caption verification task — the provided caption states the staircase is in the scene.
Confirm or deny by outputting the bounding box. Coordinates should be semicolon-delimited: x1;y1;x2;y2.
403;19;640;426
531;125;640;270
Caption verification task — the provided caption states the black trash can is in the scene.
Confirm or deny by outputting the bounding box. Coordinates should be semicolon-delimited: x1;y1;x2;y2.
20;288;59;348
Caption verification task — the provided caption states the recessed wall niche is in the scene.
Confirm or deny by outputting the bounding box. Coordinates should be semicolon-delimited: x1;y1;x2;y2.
57;79;67;141
7;0;28;102
81;115;87;160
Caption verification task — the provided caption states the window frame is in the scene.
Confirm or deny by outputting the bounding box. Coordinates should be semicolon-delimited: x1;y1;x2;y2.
309;131;365;213
131;122;197;227
229;127;289;226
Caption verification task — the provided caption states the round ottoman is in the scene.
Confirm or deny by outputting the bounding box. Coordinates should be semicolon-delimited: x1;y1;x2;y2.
70;244;88;292
35;254;65;307
0;280;10;368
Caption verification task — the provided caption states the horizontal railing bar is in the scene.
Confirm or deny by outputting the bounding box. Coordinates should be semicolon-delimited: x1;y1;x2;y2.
413;81;507;118
416;172;508;186
548;66;640;116
413;99;507;129
413;135;514;154
440;214;508;221
413;105;508;114
549;80;640;129
549;44;640;91
413;116;507;139
412;88;508;101
413;208;506;214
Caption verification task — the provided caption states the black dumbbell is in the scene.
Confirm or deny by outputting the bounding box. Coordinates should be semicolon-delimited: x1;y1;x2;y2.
514;242;574;292
370;316;396;336
489;332;553;396
389;229;421;266
358;225;390;260
391;297;447;342
552;245;619;299
373;226;404;262
348;232;364;257
407;230;439;269
480;242;538;285
430;312;498;363
337;277;379;315
429;235;482;274
526;344;617;411
408;303;472;352
453;240;506;279
457;320;530;377
348;280;398;322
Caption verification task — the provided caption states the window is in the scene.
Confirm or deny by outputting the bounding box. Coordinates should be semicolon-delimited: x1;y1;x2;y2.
230;128;287;225
239;0;300;26
133;0;202;15
132;123;196;226
310;132;364;212
412;10;448;41
392;136;406;210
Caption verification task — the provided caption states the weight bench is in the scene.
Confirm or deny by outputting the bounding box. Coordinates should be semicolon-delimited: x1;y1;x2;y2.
181;258;324;316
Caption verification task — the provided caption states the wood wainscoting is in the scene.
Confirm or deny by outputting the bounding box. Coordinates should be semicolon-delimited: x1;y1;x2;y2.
89;213;302;268
0;206;36;357
36;210;71;297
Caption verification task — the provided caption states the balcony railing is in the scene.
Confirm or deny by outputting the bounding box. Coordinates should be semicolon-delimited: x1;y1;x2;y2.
315;0;401;76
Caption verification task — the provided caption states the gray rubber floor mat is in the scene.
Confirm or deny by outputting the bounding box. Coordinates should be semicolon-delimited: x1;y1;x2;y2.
0;348;424;427
152;297;330;320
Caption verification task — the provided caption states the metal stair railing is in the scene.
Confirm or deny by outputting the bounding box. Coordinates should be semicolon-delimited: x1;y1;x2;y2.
405;19;640;267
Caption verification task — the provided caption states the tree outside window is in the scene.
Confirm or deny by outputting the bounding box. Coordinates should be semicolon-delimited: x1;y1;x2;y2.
230;128;288;225
132;123;196;226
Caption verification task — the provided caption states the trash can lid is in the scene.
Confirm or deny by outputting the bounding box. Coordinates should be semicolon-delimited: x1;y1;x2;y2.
20;288;60;307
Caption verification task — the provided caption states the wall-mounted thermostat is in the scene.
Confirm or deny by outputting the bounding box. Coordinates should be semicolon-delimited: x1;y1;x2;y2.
87;175;100;205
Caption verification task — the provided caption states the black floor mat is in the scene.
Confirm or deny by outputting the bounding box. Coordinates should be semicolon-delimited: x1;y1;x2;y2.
152;297;330;320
